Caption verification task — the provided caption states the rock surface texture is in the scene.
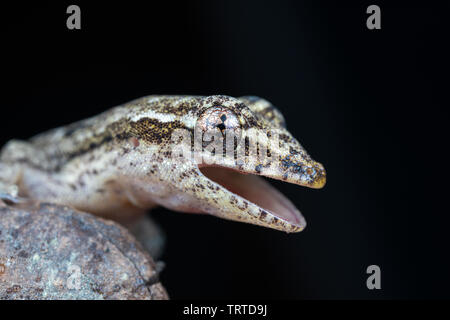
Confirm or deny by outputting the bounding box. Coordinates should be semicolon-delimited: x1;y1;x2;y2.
0;202;168;300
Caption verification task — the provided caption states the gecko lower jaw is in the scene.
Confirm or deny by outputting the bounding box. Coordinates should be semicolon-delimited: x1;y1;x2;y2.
198;165;307;232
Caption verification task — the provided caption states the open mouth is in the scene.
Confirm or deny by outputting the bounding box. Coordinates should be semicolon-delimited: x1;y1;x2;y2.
198;165;306;231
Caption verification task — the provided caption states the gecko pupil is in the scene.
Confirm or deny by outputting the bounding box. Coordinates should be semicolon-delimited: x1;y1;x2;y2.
217;122;226;132
216;114;227;132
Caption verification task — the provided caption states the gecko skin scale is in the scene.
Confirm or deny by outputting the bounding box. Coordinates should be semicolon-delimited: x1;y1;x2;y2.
0;95;326;232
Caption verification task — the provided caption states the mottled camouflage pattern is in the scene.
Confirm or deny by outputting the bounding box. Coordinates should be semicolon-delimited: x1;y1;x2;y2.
0;95;325;232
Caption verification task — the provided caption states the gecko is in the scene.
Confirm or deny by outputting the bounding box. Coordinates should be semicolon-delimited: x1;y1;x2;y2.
0;95;326;233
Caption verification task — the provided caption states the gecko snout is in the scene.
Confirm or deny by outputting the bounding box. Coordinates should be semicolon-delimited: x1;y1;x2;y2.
294;162;326;189
281;155;326;189
308;162;326;189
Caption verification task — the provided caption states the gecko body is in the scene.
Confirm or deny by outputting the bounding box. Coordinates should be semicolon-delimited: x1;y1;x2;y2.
0;95;325;232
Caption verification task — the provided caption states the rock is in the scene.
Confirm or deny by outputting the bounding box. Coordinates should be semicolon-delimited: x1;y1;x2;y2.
0;202;168;300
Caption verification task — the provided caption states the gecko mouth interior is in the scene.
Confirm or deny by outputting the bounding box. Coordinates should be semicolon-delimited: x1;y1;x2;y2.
199;166;305;227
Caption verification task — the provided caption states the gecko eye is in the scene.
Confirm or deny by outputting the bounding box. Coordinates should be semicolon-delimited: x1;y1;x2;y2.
197;106;241;137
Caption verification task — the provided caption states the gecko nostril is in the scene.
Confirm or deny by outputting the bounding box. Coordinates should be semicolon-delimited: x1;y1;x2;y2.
315;163;326;177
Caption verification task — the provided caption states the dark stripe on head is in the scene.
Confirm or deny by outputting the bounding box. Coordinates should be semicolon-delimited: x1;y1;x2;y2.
128;118;192;145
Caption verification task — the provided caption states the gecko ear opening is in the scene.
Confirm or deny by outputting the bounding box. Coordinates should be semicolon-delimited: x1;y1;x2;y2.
198;166;305;227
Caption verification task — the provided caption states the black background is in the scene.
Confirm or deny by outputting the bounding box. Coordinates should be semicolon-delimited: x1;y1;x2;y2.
1;1;448;299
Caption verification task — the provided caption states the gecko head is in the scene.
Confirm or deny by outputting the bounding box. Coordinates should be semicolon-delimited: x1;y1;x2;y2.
175;95;326;233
